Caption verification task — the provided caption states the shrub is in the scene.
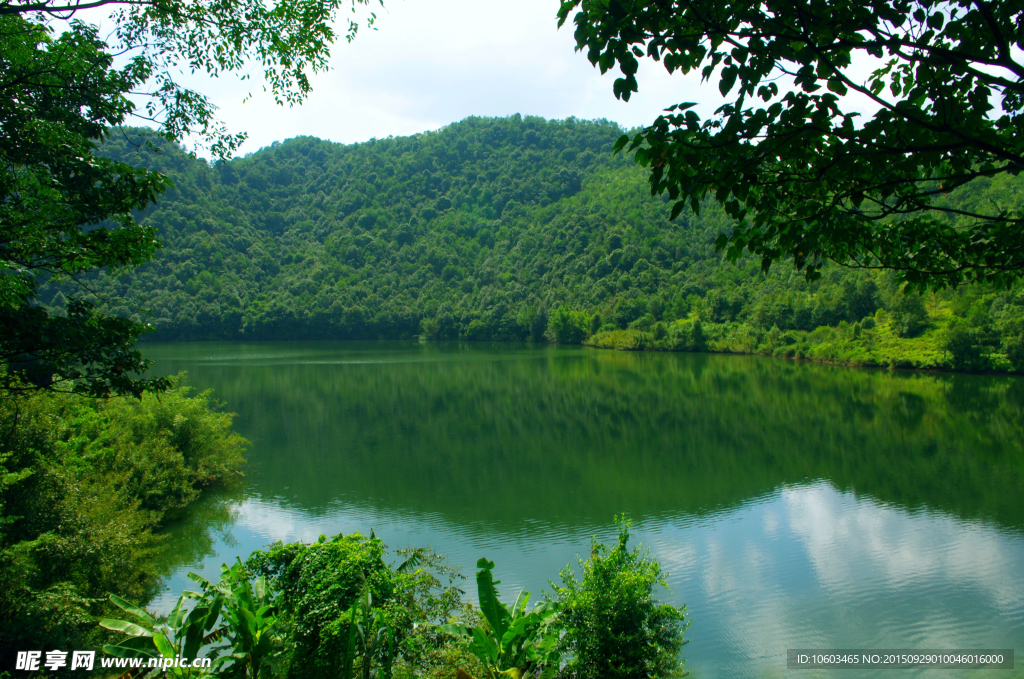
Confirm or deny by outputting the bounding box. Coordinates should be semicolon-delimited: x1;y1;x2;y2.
553;517;689;679
690;320;705;351
245;535;463;679
944;320;987;370
627;313;655;331
1005;333;1024;372
668;320;705;352
547;305;592;344
439;559;560;679
889;292;928;338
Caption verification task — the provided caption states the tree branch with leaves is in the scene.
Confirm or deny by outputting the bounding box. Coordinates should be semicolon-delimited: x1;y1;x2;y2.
558;0;1024;290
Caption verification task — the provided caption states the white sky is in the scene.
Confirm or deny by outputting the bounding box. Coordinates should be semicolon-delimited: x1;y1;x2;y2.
151;0;730;156
79;0;1018;159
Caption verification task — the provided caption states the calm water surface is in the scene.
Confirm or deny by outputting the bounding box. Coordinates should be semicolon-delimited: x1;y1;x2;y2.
142;341;1024;679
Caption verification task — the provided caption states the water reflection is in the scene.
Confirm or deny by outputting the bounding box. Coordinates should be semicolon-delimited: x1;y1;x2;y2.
652;483;1024;678
143;342;1024;678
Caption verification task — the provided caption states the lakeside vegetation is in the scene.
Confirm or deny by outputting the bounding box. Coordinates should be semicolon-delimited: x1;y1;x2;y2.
0;367;693;678
0;379;247;667
584;291;1024;373
100;519;688;679
63;117;1024;374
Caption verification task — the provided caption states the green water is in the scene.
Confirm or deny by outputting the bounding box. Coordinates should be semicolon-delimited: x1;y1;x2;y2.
144;341;1024;678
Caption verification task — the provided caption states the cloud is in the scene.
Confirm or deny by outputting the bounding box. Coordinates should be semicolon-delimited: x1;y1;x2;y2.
73;0;896;158
647;483;1024;678
164;0;724;155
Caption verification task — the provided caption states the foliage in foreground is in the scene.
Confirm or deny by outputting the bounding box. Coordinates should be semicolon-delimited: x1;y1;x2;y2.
440;559;560;679
0;377;247;668
0;14;171;399
559;0;1024;290
243;534;466;679
100;560;285;678
553;518;688;679
101;521;688;679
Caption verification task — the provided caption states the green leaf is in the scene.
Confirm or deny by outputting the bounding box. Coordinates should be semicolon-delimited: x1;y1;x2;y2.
475;558;510;640
719;66;738;96
99;618;154;637
152;633;176;658
182;612;208;659
667;200;684;222
511;590;531;617
471;626;499;663
108;594;158;626
102;639;158;659
396;548;424;573
188;571;214;590
439;623;472;637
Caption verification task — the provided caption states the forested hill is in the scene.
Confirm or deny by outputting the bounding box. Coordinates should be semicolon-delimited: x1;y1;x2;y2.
90;115;730;340
74;116;1024;371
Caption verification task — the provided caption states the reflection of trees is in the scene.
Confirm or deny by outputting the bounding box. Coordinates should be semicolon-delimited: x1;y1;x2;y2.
146;486;245;600
148;343;1024;532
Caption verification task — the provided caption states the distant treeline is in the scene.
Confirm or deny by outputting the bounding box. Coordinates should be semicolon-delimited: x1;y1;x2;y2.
52;116;1024;371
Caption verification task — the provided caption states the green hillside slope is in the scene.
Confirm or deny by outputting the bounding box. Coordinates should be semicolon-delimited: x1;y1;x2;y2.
62;116;1024;372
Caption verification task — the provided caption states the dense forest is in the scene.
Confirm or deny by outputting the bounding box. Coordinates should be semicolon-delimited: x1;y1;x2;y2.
63;116;1024;372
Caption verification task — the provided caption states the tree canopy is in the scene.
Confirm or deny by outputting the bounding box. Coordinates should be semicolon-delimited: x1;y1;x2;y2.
0;0;377;396
557;0;1024;290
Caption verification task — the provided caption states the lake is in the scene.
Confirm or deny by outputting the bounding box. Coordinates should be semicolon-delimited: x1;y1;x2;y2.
142;341;1024;678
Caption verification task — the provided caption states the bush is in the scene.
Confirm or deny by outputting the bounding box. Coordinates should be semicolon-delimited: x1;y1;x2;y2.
245;535;464;679
668;320;705;352
889;292;929;338
627;313;655;331
547;305;592;344
1005;333;1024;372
944;320;986;370
439;559;560;679
690;320;705;351
553;517;689;679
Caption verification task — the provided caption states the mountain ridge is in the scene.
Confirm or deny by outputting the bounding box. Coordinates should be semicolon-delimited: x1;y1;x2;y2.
65;114;1024;372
